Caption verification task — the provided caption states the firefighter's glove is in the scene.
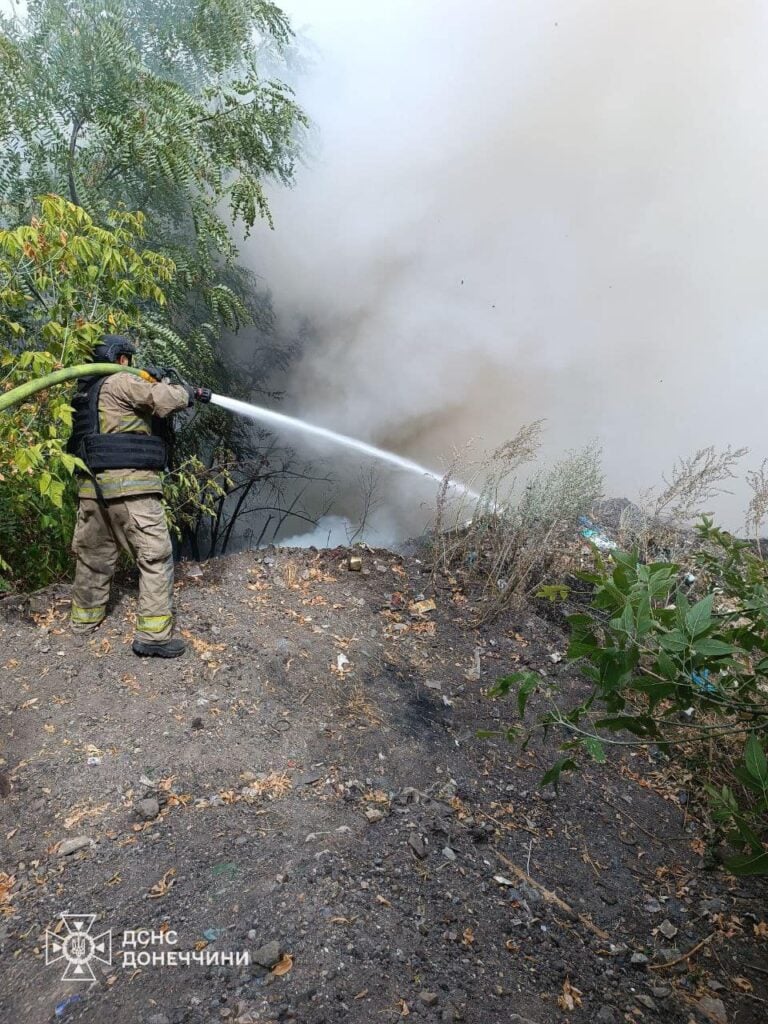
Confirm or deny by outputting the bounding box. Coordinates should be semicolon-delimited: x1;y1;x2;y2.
142;365;169;383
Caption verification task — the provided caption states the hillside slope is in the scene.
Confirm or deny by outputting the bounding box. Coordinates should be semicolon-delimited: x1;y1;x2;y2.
0;546;765;1024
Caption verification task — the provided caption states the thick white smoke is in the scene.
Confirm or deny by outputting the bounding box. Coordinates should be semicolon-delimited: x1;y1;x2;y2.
247;0;768;534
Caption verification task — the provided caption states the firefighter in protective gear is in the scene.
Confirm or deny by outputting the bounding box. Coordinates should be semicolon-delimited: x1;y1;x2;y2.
68;336;194;658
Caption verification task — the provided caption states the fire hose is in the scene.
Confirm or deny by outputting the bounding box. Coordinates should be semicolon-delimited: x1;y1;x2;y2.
0;363;211;413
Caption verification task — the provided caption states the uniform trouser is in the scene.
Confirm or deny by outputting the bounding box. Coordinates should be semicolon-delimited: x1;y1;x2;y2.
70;496;176;642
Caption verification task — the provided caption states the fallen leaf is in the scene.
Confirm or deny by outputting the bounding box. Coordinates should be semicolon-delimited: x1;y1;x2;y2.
733;976;753;992
271;953;293;976
147;867;176;899
557;978;583;1012
0;873;16;909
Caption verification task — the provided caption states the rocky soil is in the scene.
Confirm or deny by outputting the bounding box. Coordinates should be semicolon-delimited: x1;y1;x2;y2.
0;546;766;1024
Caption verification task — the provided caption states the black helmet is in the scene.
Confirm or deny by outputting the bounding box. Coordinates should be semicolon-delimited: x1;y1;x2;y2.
92;335;137;364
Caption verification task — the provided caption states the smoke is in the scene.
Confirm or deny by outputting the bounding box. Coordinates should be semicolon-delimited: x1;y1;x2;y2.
246;0;768;535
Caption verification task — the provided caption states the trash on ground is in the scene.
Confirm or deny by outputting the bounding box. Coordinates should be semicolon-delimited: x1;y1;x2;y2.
578;516;618;551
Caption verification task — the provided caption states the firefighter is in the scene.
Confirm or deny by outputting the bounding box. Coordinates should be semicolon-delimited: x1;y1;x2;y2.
67;336;199;657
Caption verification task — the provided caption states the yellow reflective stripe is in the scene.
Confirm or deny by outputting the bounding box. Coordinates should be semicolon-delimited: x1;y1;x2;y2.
136;614;172;633
78;478;163;498
71;604;107;624
116;416;149;433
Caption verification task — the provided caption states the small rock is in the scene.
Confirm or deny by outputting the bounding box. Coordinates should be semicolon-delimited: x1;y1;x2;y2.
58;836;92;856
658;919;678;939
148;1015;171;1024
419;992;439;1007
137;797;160;821
651;987;671;999
425;680;442;691
644;899;663;914
596;1007;617;1024
696;996;727;1024
707;980;725;993
408;833;427;859
295;770;323;786
365;808;385;823
698;898;725;915
630;952;649;965
252;940;281;969
442;847;457;862
635;994;656;1010
191;717;204;730
247;929;257;941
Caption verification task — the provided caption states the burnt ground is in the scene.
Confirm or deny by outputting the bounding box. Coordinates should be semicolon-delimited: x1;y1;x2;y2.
0;546;766;1024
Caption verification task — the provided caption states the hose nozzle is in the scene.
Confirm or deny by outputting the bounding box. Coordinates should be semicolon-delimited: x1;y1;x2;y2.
193;386;212;403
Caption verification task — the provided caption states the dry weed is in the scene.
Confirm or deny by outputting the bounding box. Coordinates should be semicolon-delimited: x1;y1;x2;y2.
618;445;748;558
432;426;603;622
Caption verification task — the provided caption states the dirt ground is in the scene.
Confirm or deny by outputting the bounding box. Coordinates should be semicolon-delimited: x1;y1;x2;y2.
0;545;766;1024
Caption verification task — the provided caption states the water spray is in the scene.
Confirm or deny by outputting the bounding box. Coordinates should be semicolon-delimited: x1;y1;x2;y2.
1;367;476;499
209;394;479;500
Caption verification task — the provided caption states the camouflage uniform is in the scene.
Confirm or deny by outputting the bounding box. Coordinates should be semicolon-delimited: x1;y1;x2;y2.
70;372;189;642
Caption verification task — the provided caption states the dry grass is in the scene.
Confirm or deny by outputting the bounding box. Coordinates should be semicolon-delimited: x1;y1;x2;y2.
432;425;603;622
745;458;768;557
618;445;748;558
343;684;384;728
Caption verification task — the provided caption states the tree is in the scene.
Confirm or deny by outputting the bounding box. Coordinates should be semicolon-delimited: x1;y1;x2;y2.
0;0;307;392
0;194;224;589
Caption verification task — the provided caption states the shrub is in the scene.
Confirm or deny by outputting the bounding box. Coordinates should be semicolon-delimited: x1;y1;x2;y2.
492;517;768;874
432;426;603;622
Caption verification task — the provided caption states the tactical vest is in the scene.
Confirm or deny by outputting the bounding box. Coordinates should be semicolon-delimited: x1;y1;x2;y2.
67;375;170;472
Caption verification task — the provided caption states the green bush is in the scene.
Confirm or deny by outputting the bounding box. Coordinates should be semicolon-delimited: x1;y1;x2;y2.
0;195;172;589
492;516;768;874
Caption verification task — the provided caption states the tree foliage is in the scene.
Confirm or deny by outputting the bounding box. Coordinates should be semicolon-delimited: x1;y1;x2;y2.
0;195;188;589
0;0;307;396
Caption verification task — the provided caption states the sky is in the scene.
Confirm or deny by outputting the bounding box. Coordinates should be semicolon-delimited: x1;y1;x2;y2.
244;0;768;534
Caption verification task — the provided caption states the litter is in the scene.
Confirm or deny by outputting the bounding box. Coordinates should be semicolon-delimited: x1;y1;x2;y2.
578;516;617;551
692;668;716;693
55;995;84;1017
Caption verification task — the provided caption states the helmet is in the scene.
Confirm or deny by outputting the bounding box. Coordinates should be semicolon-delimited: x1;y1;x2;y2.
92;335;137;364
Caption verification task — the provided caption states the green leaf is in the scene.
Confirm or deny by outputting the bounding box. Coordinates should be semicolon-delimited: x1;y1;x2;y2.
660;629;688;654
745;734;768;783
594;715;657;737
633;678;677;706
657;652;679;680
582;736;606;763
541;757;577;792
685;594;713;637
723;850;768;876
692;638;736;658
536;584;570;602
516;673;540;718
